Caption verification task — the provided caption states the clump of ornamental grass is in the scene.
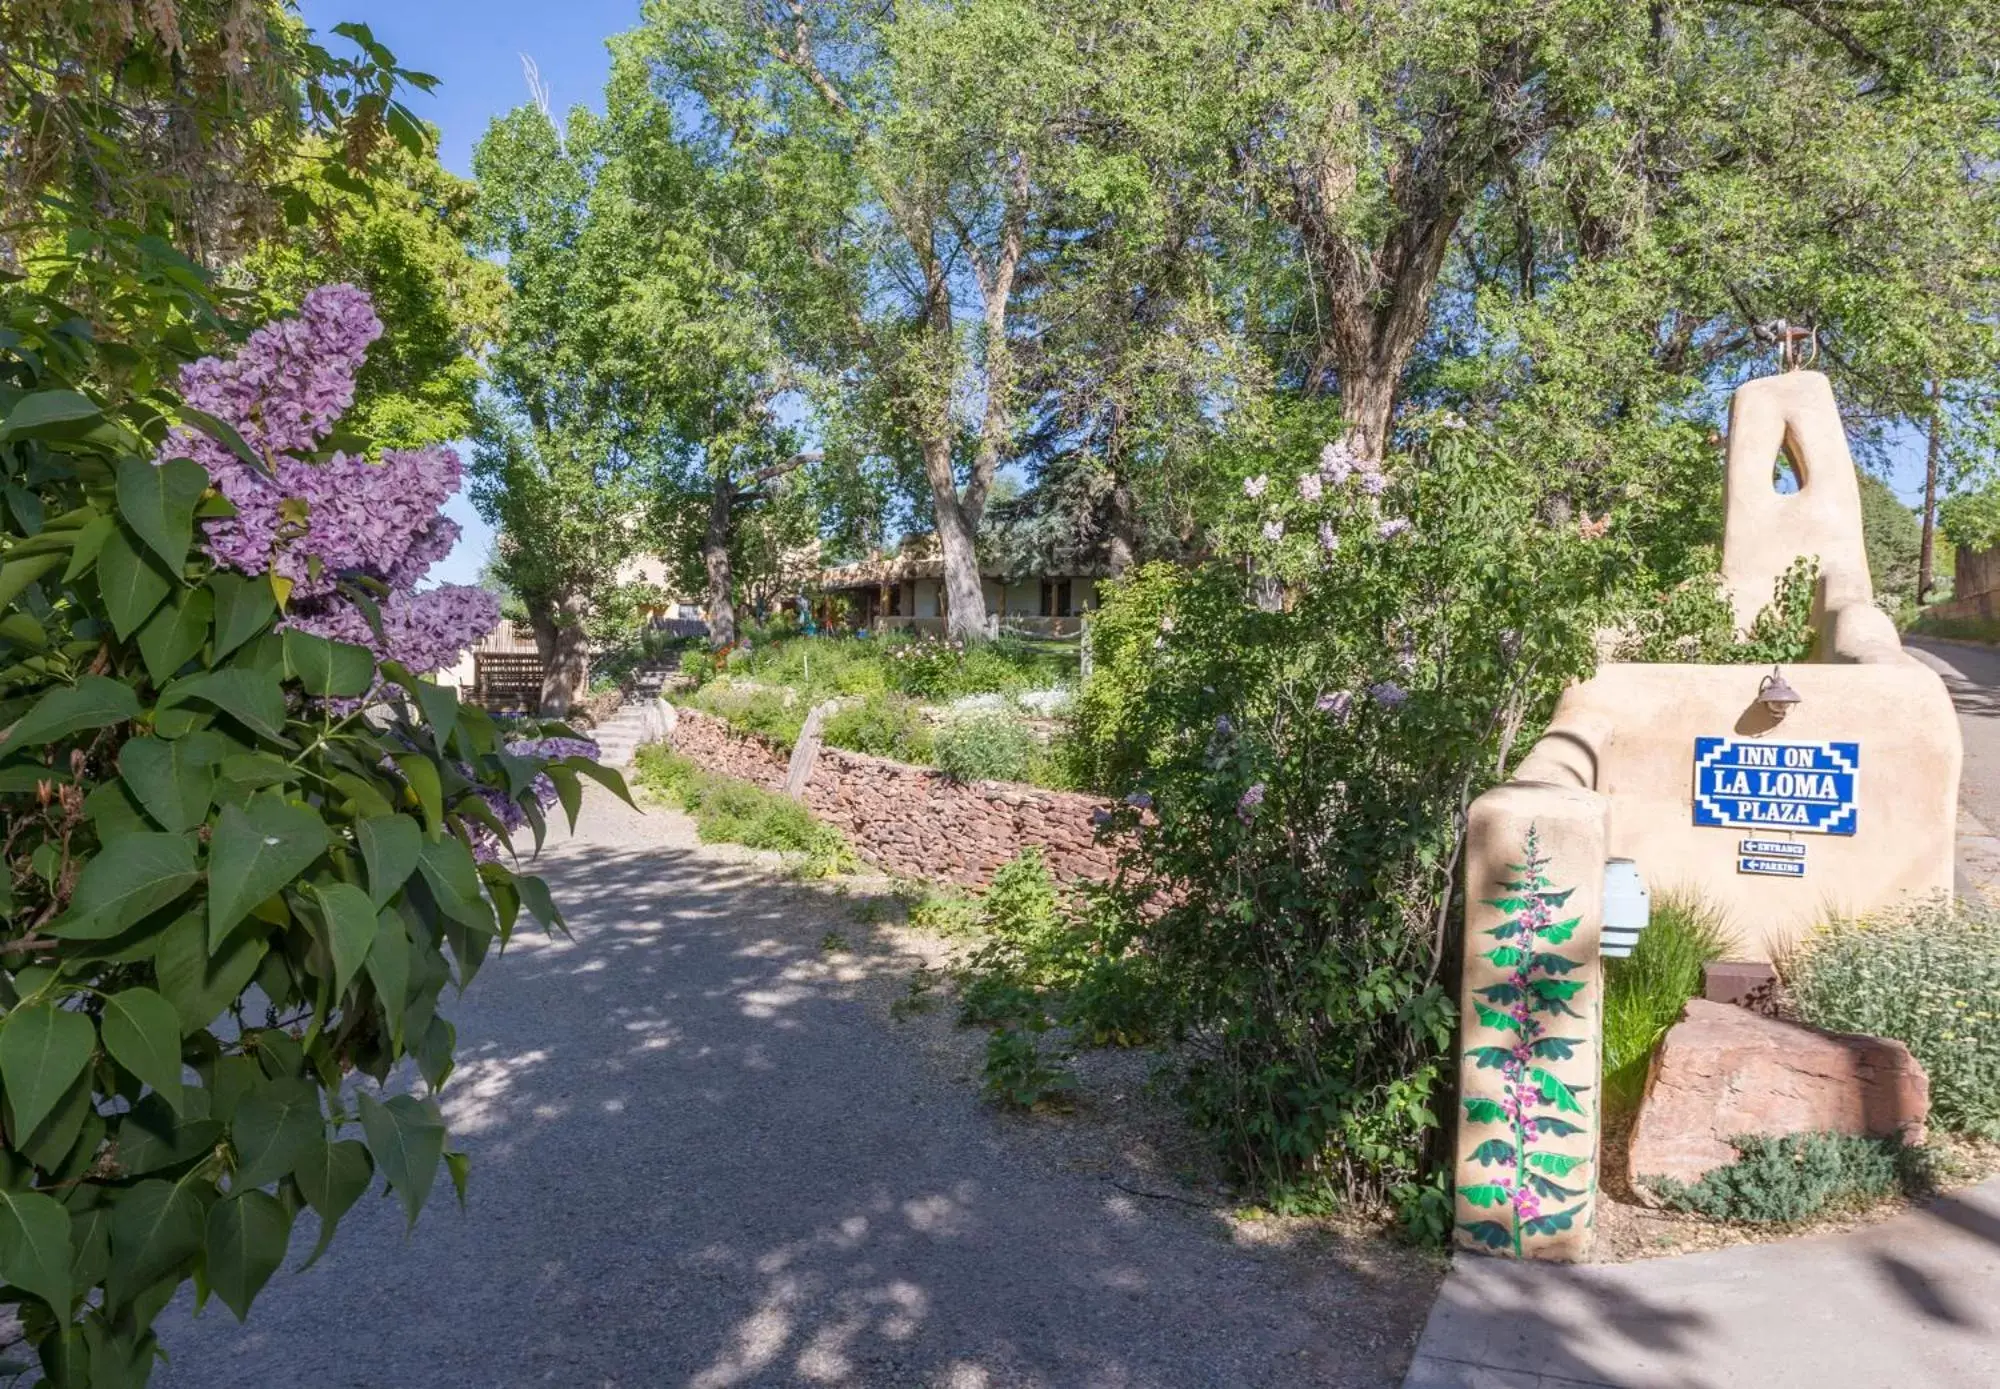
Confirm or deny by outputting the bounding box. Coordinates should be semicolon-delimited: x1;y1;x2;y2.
631;746;854;876
1602;894;1736;1116
1785;899;2000;1138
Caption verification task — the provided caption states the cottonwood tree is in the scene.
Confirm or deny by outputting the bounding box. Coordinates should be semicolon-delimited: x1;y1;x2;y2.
470;105;662;713
642;0;1113;640
1079;0;2000;472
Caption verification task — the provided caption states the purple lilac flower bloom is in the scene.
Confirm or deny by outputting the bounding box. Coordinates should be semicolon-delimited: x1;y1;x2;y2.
468;736;605;861
1237;782;1266;823
1316;689;1354;723
1368;681;1410;708
1214;715;1232;735
1297;472;1324;503
1377;516;1411;539
1242;474;1268;499
1317;441;1356;485
1123;791;1153;810
1318;520;1339;554
1261;519;1285;543
1090;807;1113;828
1359;468;1389;496
165;284;501;674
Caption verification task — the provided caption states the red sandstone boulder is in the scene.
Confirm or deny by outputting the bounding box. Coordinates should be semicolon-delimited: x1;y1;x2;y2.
1627;999;1929;1192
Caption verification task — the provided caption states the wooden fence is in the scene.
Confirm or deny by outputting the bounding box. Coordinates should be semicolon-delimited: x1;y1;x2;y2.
472;652;544;711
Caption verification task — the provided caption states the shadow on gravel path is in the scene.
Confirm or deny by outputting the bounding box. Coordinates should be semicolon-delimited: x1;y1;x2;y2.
153;788;1438;1389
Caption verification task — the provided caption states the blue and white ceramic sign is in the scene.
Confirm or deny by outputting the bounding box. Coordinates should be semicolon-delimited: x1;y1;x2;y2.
1694;737;1859;836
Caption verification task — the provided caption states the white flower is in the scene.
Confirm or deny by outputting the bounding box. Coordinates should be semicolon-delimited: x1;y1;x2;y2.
1297;472;1324;503
1378;516;1411;539
1318;520;1339;554
1243;474;1268;499
1261;519;1285;543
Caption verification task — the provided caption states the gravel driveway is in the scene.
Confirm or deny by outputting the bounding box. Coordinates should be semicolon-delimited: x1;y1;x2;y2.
154;786;1438;1388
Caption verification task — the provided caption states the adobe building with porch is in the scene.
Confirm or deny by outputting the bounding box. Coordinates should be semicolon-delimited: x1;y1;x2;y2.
814;538;1104;638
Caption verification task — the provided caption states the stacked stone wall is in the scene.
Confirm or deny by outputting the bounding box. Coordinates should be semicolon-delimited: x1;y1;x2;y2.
663;707;1119;886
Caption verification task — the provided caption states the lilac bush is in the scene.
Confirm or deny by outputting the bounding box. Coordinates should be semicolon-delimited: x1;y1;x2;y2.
166;283;499;671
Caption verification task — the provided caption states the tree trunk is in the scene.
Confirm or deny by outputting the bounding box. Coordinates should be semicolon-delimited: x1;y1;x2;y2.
529;591;589;717
1339;368;1402;465
925;439;989;642
1919;378;1942;606
704;472;736;650
1106;473;1138;577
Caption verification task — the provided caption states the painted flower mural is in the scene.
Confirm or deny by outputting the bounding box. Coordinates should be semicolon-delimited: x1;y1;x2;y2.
1458;826;1594;1256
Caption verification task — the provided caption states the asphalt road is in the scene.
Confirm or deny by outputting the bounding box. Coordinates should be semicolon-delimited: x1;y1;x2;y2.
1909;638;2000;830
151;788;1432;1389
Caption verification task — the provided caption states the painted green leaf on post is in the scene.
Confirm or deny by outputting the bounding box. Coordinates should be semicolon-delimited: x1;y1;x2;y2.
99;989;185;1113
357;1092;445;1229
115;456;207;572
1470;1138;1515;1166
1474;1003;1523;1034
206;801;329;950
1458;1183;1510;1208
1523;1205;1584;1238
0;675;139;759
0;1189;73;1316
1467;1045;1516;1070
0;1006;97;1141
203;1190;292;1321
1462;1097;1508;1124
1460;1220;1513;1250
1530;1067;1584;1114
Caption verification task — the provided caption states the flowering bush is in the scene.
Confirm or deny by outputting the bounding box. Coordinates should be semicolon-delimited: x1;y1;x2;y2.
1785;901;2000;1138
167;284;500;675
1074;421;1631;1223
0;277;624;1376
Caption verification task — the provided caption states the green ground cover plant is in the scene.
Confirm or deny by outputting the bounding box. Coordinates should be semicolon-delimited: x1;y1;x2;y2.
933;712;1039;784
820;693;935;763
631;747;852;876
681;679;806;750
1644;1132;1935;1223
1785;901;2000;1138
1602;896;1736;1115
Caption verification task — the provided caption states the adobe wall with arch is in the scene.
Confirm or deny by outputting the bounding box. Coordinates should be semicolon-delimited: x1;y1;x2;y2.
1452;369;1962;1262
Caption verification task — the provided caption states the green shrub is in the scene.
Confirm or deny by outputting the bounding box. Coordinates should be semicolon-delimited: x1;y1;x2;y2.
679;648;714;686
821;693;936;763
934;711;1039;783
1602;895;1735;1114
905;885;981;936
982;1021;1076;1110
1785;901;2000;1137
684;678;805;748
1645;1132;1932;1223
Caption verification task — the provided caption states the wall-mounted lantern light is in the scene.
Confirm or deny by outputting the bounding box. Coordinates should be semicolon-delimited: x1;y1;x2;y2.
1601;858;1650;958
1757;665;1803;721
